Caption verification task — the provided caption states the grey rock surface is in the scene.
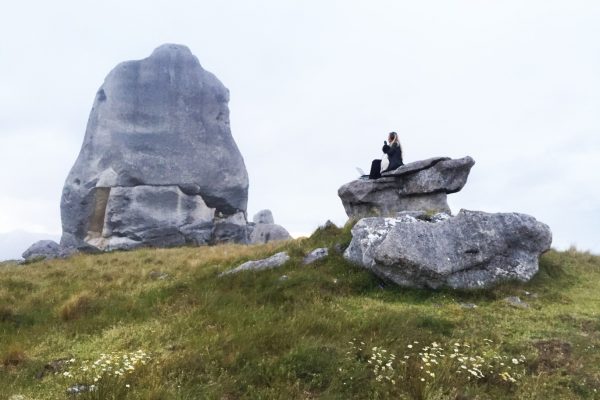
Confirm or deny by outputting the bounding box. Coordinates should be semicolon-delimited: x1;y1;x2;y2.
344;209;552;289
21;240;74;261
212;211;249;244
249;223;292;244
303;248;329;265
253;209;274;224
60;44;248;251
338;156;474;218
219;252;290;276
86;185;215;250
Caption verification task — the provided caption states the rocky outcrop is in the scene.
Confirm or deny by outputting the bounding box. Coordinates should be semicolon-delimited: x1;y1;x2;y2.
344;210;552;289
22;240;74;261
219;252;290;276
338;157;474;218
253;210;274;224
248;210;292;244
60;44;249;251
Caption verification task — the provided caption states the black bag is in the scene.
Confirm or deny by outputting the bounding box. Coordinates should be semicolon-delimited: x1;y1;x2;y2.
369;159;382;179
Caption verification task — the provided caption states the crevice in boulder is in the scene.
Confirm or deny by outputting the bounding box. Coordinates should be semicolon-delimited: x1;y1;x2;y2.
87;187;111;238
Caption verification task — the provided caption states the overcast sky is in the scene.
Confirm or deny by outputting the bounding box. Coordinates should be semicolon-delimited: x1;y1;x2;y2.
1;0;599;259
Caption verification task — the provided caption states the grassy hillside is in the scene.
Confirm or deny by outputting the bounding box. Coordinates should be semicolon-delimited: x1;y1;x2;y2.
0;223;599;399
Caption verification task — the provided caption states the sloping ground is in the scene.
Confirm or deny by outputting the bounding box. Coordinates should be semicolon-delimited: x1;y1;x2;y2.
0;223;599;399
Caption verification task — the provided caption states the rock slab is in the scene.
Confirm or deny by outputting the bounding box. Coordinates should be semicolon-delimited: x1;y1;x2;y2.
338;156;474;218
220;252;290;276
303;248;329;265
344;210;552;289
60;44;248;251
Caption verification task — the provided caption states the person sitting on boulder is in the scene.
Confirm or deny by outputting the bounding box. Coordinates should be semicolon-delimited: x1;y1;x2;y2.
368;131;403;179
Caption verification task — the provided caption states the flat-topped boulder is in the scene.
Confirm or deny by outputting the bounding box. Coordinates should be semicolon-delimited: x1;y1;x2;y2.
60;44;249;251
338;156;474;218
344;210;552;289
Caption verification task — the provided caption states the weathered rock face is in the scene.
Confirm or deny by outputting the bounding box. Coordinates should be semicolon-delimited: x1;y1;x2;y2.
344;210;552;289
60;44;249;250
338;157;474;218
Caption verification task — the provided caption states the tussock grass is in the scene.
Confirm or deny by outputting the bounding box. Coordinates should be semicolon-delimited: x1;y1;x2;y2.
58;291;95;321
0;222;599;399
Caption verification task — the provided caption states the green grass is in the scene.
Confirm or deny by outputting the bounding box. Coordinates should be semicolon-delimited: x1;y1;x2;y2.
0;222;599;399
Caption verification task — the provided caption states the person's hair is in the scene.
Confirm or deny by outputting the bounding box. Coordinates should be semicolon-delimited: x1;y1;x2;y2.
388;131;400;147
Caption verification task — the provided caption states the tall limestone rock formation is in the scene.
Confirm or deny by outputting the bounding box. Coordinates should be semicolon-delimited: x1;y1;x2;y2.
60;44;249;251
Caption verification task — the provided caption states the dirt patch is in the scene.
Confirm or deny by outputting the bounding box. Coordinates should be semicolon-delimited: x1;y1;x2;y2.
532;339;572;372
35;357;71;379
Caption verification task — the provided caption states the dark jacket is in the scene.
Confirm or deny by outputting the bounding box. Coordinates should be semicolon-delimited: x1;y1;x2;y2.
382;142;403;171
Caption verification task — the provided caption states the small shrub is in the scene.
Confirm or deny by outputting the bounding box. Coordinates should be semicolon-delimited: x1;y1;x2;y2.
59;291;94;321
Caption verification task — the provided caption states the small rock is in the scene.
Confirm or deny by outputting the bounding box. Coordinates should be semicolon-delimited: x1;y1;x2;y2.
219;252;290;276
323;220;337;229
333;243;347;254
165;343;181;351
459;303;478;309
504;296;530;309
303;248;329;265
148;271;171;280
523;290;539;299
67;384;96;394
333;278;338;284
278;275;289;281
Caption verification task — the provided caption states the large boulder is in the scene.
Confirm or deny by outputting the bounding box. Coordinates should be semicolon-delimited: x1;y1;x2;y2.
338;156;474;218
60;44;249;251
344;210;552;289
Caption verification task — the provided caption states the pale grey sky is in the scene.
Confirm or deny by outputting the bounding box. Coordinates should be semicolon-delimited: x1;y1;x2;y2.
1;0;599;259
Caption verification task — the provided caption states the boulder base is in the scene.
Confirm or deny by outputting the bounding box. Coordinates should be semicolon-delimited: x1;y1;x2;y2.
344;210;552;289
